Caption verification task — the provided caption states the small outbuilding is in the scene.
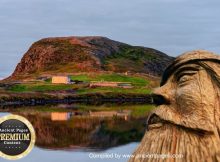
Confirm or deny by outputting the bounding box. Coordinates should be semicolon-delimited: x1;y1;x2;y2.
52;76;71;84
89;81;133;88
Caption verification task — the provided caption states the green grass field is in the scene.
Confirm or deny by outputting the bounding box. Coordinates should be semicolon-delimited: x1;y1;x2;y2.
76;86;150;94
70;73;149;86
7;73;151;94
7;83;79;92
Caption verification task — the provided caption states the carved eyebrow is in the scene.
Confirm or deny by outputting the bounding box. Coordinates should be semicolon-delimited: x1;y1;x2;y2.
174;65;201;80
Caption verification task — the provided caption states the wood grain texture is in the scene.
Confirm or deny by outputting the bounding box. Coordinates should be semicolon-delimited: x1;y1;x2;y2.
130;50;220;162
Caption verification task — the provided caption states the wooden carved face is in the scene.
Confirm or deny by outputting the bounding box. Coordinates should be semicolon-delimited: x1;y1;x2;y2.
130;51;220;162
149;63;217;132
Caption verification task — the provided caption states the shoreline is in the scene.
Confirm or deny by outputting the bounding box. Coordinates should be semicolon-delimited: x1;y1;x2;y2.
0;92;153;107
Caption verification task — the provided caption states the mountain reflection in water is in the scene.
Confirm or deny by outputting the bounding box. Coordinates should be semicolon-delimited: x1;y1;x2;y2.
13;110;148;151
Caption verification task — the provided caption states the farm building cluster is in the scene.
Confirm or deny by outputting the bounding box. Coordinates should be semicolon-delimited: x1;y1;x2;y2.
51;75;133;88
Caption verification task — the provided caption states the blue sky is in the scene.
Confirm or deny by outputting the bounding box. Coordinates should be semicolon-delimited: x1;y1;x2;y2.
1;0;220;78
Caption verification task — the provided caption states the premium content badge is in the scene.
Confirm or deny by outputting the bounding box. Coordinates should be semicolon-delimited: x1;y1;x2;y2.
0;115;36;160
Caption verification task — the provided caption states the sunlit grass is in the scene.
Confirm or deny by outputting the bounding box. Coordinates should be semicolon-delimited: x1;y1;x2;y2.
7;73;151;94
7;83;79;92
70;73;149;86
76;87;151;94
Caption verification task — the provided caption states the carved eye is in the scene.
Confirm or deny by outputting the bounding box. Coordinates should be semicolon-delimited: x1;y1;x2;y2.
179;75;190;82
177;74;194;85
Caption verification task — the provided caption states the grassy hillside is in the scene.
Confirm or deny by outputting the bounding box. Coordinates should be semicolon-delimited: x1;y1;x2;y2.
103;45;157;73
8;36;173;81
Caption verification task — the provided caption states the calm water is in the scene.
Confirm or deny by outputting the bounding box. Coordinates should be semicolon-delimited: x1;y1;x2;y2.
0;143;138;162
0;104;150;162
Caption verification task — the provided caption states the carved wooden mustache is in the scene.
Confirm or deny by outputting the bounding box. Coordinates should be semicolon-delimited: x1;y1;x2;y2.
130;50;220;162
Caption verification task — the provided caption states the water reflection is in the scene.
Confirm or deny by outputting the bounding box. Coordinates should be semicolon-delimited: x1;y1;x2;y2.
12;110;147;150
51;112;73;121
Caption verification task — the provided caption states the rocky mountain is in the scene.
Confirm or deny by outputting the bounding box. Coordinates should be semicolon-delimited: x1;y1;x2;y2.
9;36;173;80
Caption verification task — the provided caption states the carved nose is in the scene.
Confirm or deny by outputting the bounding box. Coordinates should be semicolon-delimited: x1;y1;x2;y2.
151;87;170;106
151;94;169;105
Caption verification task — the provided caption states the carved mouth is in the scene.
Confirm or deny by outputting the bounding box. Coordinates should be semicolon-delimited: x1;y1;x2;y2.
147;113;164;130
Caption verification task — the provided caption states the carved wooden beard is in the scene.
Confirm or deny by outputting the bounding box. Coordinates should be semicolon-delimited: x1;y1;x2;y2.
129;123;220;162
130;51;220;162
